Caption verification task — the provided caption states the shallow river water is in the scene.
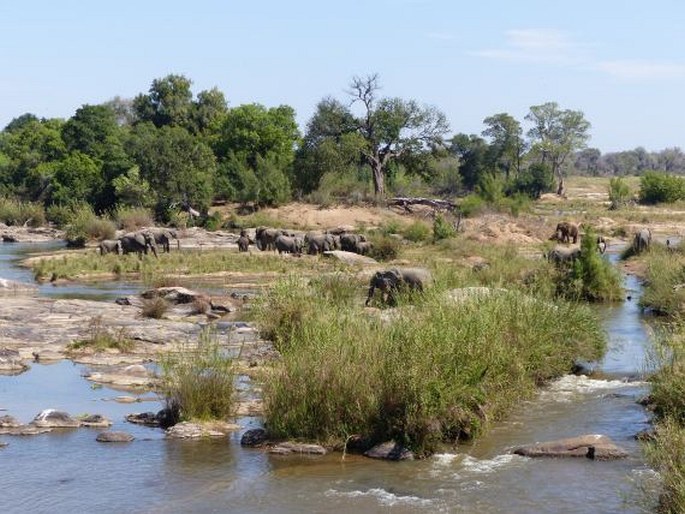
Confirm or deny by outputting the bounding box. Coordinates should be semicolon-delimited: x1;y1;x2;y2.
0;244;659;513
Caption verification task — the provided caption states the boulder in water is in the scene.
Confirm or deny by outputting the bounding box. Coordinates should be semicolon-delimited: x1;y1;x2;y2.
96;431;134;443
512;434;628;460
364;441;414;461
31;409;80;428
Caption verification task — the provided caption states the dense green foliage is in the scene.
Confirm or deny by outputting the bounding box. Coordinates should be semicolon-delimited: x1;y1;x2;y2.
639;171;685;204
608;176;632;209
254;276;605;455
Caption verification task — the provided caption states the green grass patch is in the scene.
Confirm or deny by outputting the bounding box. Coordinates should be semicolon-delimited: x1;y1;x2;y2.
68;316;134;353
159;332;235;421
640;248;685;316
253;276;605;456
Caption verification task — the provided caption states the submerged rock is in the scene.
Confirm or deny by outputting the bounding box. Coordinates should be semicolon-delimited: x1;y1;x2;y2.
0;425;52;436
0;415;21;428
512;434;628;460
165;421;238;439
0;278;37;296
364;441;414;461
268;442;327;455
78;414;112;428
31;409;80;428
125;412;160;427
240;428;267;447
96;431;134;443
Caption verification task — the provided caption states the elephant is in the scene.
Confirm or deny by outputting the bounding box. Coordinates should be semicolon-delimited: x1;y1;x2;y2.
147;227;179;253
633;228;652;254
275;234;303;255
237;230;250;252
551;222;580;244
340;233;368;252
365;267;432;306
353;241;372;256
255;227;285;251
98;239;122;255
119;231;158;258
546;245;581;266
306;232;337;255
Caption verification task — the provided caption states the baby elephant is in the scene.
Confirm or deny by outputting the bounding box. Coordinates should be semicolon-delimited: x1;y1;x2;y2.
237;230;250;252
99;239;122;255
551;221;580;244
365;267;432;306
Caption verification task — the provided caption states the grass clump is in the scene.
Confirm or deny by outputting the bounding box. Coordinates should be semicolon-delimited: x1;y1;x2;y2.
433;213;457;241
159;332;235;421
64;205;116;246
608;177;632;210
640;249;685;316
0;198;46;227
115;206;154;231
402;220;432;243
254;278;605;455
68;316;134;353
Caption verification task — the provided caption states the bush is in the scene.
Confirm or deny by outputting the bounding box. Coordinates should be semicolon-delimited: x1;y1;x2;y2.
556;228;623;302
458;194;485;218
0;198;46;227
402;221;432;243
368;234;401;261
433;213;457;241
203;211;224;231
64;206;116;245
608;177;632;210
639;171;685;204
507;163;555;199
255;278;605;455
639;250;685;316
115;206;154;231
159;331;235;421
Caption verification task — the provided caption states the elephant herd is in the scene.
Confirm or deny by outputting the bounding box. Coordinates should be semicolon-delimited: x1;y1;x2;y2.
251;226;372;256
98;228;179;258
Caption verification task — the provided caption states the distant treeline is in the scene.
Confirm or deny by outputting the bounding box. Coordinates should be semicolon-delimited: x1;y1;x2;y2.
0;73;681;220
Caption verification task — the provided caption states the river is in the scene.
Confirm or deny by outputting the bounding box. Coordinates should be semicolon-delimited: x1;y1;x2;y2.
0;244;659;513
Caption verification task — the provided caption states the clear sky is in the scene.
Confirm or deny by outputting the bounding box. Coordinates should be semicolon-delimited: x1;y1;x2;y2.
1;0;684;153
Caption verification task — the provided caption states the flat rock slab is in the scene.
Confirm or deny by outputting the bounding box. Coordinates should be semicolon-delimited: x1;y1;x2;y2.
0;348;29;375
364;441;414;461
0;278;37;296
323;250;378;266
0;415;21;428
0;425;53;436
31;409;80;428
165;421;239;439
96;431;134;443
512;434;628;460
126;412;160;427
268;442;327;455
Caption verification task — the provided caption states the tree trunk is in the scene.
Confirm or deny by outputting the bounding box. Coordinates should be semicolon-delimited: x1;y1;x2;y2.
556;175;565;196
372;162;385;196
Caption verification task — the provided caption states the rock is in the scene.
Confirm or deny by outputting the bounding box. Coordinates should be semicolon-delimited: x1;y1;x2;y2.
96;431;134;443
0;348;29;375
155;406;180;429
141;287;210;306
235;399;264;417
0;441;7;448
512;434;628;460
78;414;112;428
267;441;327;455
125;412;160;427
122;364;149;376
1;234;17;243
165;421;231;439
635;429;656;442
0;415;21;428
364;441;414;461
0;278;37;296
114;396;142;404
85;365;156;388
240;428;268;447
0;425;52;436
322;250;378;266
31;409;80;428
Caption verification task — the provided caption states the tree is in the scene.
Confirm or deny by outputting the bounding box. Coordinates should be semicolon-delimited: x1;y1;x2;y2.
103;96;135;126
62;104;121;158
449;133;491;190
192;87;228;137
574;148;601;175
48;152;102;206
133;74;194;128
481;113;525;180
525;102;591;195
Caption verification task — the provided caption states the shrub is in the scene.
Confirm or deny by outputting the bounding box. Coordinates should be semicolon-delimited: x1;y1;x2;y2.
433;213;457;241
458;194;485;218
64;205;116;244
0;198;46;227
608;177;632;210
115;206;154;231
368;234;401;261
507;163;555;199
141;297;169;319
556;228;623;302
159;332;235;421
402;221;432;243
203;211;223;231
639;250;685;316
639;171;685;204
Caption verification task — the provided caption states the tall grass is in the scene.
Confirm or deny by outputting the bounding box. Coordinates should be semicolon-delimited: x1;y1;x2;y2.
0;198;46;227
640;248;685;316
159;331;235;421
64;205;116;245
254;277;605;455
114;206;154;231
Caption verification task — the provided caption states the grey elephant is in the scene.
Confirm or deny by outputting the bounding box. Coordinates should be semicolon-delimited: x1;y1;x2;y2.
237;230;250;252
147;227;179;253
98;239;122;255
353;241;372;256
546;246;581;266
255;227;285;251
550;222;580;244
633;228;651;254
119;231;158;258
365;267;432;306
274;234;303;255
306;232;337;255
340;233;367;252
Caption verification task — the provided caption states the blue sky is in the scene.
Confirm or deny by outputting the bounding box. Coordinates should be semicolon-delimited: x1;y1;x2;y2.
1;0;684;152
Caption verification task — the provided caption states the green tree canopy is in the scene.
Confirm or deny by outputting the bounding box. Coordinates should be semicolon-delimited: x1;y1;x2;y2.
482;113;525;180
133;74;194;129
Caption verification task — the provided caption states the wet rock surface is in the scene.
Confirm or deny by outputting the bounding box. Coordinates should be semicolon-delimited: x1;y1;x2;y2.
96;431;135;443
267;442;328;455
240;428;268;447
0;425;53;436
0;278;37;296
0;415;22;428
31;409;81;428
0;348;29;375
78;414;112;428
126;412;161;427
165;421;240;439
364;441;415;461
512;434;629;460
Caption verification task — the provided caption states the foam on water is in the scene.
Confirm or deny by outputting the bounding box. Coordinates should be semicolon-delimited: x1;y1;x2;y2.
324;488;434;508
540;374;647;401
459;453;528;474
